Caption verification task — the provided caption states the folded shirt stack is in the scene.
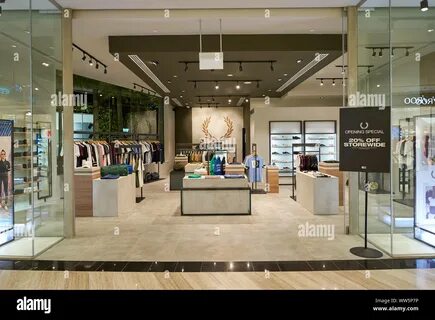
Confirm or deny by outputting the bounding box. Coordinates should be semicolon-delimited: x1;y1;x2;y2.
224;163;245;175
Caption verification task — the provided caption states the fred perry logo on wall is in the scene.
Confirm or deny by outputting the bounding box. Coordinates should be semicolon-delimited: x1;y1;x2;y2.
360;122;369;130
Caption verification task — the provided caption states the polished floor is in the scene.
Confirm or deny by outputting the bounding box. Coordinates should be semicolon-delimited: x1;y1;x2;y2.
1;268;434;289
36;178;434;261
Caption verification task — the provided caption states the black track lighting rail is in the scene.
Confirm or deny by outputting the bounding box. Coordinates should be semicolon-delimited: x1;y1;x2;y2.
188;80;261;83
366;46;414;57
133;83;158;96
179;60;277;72
73;43;108;73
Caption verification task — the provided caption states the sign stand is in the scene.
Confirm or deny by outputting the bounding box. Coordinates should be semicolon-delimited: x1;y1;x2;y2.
349;171;383;258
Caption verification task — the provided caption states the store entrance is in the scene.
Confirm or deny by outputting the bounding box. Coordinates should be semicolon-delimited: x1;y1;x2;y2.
35;8;359;263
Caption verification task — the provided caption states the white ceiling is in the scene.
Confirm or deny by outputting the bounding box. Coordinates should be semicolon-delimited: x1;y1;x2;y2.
56;0;360;10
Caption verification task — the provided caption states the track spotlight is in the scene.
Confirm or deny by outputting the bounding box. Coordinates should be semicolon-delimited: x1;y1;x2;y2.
421;0;429;12
208;103;211;108
391;48;395;57
406;48;410;56
89;59;93;66
215;81;219;90
342;80;346;87
379;50;383;57
212;96;215;102
104;68;107;74
239;62;243;72
367;67;371;74
372;49;376;57
320;79;324;86
332;79;336;86
198;97;201;102
245;98;249;103
236;82;240;90
228;98;232;103
134;84;136;89
194;81;197;89
0;6;2;17
184;62;188;72
96;63;99;69
82;53;86;61
256;81;260;88
270;61;274;72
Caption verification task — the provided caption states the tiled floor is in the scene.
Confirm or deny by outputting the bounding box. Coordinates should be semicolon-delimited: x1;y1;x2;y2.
33;179;433;262
1;268;434;289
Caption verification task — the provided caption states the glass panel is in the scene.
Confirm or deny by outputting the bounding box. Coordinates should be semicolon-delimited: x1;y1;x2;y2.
0;0;33;256
357;1;392;255
31;1;63;252
390;4;435;256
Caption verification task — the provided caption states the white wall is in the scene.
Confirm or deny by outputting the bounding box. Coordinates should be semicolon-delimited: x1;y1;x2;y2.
251;98;340;163
192;107;244;162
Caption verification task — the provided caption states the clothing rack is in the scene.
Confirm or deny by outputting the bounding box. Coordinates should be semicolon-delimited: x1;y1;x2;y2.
397;118;415;202
116;144;146;203
290;143;321;200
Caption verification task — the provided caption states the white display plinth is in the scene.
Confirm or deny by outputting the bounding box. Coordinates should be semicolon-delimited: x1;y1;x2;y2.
182;176;251;215
93;175;135;217
296;171;339;215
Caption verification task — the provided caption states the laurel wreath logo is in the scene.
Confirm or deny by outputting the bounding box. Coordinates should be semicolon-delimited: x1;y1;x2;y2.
201;116;234;139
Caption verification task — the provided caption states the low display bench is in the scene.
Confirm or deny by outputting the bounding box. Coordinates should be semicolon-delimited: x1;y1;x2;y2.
181;176;251;215
295;171;339;215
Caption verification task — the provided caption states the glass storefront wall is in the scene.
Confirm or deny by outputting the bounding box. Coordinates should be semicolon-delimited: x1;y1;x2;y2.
358;0;435;256
0;0;64;257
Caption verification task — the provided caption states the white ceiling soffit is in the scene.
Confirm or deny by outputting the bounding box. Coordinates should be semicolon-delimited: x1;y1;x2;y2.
72;9;344;35
55;0;360;10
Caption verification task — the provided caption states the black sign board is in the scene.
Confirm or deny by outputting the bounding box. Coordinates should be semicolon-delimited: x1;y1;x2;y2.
339;107;390;172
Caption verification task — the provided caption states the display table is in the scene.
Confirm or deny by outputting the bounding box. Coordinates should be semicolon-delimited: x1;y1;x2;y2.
181;176;251;215
266;165;279;193
319;162;344;206
93;174;136;217
74;167;101;217
296;171;339;215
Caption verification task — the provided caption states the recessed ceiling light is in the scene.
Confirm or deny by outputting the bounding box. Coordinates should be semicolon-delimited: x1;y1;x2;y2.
278;78;282;81
34;87;39;91
284;73;288;76
245;98;249;103
11;45;17;48
153;30;158;33
310;29;315;32
227;74;233;77
26;111;32;116
167;80;172;84
262;94;266;97
428;28;434;32
99;94;103;97
182;90;185;93
376;84;381;88
268;89;272;92
42;62;49;67
244;81;252;84
296;59;303;64
149;60;159;66
24;30;30;34
173;75;178;78
180;95;183;98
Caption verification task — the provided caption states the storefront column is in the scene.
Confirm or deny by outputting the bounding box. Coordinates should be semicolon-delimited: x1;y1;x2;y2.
346;6;359;234
62;8;75;237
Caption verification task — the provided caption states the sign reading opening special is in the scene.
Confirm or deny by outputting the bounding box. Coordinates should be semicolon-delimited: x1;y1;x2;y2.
339;107;390;172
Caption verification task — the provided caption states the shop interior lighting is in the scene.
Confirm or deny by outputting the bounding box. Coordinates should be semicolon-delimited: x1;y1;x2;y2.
215;81;219;90
132;83;158;96
316;77;347;86
276;53;329;92
179;60;277;72
320;79;324;86
74;43;108;74
336;65;374;74
421;0;429;12
366;46;414;57
236;82;240;90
